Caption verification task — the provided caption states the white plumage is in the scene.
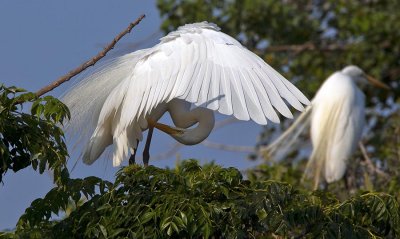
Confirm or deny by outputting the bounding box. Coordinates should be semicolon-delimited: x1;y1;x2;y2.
308;68;365;185
62;22;310;167
265;65;389;189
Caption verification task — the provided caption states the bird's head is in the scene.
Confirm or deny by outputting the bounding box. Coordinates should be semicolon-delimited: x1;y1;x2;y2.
147;106;215;146
149;121;206;145
150;121;185;136
342;65;390;90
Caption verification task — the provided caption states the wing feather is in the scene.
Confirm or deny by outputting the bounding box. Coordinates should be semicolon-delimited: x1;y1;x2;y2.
246;69;280;123
206;61;221;111
188;61;206;102
230;68;250;120
217;66;233;115
239;69;267;124
262;65;304;111
182;54;203;100
255;67;293;119
195;39;211;105
177;42;198;97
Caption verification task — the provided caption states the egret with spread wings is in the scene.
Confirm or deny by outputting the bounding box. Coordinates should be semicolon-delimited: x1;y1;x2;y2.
265;65;389;189
63;22;310;167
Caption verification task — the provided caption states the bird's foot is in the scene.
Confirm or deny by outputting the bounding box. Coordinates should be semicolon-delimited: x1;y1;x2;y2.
129;153;136;165
143;151;150;167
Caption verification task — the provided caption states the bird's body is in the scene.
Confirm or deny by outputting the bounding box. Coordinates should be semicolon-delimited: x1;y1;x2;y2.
265;65;388;188
63;22;310;166
309;70;365;184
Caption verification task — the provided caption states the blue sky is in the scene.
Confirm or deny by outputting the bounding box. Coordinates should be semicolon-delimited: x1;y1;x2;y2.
0;1;278;229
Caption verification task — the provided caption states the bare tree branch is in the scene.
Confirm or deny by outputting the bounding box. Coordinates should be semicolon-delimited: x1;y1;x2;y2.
117;29;162;52
201;140;255;153
148;143;183;161
266;42;347;54
359;142;390;179
34;14;146;98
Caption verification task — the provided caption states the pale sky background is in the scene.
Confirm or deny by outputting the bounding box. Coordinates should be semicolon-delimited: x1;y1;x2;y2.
0;1;279;229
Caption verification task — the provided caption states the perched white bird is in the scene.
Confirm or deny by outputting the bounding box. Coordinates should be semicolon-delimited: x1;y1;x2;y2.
62;22;310;167
265;65;389;189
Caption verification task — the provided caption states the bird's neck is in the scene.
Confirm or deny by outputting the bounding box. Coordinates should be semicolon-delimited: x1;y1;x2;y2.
167;99;215;145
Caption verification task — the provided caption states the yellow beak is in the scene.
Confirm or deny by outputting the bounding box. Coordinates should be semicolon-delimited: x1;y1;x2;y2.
148;120;184;136
365;75;390;90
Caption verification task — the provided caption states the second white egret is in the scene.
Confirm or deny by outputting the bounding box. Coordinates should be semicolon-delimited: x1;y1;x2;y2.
265;65;389;189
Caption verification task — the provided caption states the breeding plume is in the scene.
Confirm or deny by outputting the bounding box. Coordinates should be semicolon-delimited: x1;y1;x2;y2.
265;65;389;189
62;22;310;167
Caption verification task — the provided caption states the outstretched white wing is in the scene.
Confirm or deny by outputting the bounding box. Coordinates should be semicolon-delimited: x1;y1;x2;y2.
103;22;309;132
76;22;310;166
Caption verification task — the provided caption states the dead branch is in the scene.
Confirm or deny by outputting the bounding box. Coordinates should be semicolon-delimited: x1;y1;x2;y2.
201;140;255;153
34;14;146;98
359;142;390;179
148;143;183;161
266;42;347;54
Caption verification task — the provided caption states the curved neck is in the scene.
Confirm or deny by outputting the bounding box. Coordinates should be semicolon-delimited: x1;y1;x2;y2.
167;99;215;145
167;99;197;127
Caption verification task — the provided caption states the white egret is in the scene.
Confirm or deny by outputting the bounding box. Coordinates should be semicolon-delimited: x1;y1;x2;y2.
62;22;310;167
265;65;389;189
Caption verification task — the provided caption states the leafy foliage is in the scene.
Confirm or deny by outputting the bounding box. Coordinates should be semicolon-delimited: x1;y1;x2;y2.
2;160;399;238
0;85;70;183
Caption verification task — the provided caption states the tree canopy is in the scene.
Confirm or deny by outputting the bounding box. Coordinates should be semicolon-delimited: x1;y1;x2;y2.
4;159;400;238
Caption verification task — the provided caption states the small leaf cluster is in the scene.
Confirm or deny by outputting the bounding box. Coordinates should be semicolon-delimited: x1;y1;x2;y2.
4;160;399;238
0;84;70;183
12;174;111;238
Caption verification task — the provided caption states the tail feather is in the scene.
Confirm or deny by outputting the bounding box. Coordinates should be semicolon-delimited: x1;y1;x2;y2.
61;50;147;165
82;123;112;165
262;106;312;161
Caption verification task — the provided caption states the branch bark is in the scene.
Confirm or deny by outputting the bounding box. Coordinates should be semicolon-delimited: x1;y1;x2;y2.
201;140;255;153
34;14;146;98
266;42;347;54
359;142;390;179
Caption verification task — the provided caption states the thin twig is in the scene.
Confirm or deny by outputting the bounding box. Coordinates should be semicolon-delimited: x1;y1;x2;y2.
34;14;146;98
266;42;347;54
201;140;255;153
358;142;390;179
149;143;183;161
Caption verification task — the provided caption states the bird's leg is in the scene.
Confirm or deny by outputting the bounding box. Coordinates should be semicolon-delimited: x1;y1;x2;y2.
128;140;139;165
322;181;329;191
143;126;154;167
343;170;351;191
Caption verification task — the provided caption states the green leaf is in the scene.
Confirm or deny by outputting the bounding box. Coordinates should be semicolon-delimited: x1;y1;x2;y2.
140;211;154;224
99;224;107;238
180;211;188;226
